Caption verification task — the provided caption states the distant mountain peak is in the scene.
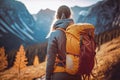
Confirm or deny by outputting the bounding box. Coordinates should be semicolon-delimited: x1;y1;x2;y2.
37;8;55;15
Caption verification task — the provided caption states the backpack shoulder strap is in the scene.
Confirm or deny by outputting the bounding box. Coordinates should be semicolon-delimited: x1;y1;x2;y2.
57;27;80;42
56;28;66;33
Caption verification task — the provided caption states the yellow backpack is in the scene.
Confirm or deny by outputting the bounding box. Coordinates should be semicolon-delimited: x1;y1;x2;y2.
54;23;96;76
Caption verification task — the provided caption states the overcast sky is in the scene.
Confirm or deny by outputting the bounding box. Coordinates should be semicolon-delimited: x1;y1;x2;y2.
17;0;102;14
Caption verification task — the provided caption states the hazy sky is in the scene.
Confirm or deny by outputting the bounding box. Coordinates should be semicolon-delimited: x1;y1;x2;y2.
17;0;102;14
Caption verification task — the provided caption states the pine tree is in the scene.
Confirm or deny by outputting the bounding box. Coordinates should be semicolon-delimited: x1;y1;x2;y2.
14;45;28;79
33;55;40;66
14;45;28;69
0;47;8;71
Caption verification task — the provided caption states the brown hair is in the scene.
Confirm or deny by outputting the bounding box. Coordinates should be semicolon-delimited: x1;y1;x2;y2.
56;5;71;19
46;5;72;38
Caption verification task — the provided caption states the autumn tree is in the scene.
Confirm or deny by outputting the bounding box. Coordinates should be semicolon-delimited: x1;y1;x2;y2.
33;55;40;66
0;47;8;71
14;45;28;69
14;45;28;79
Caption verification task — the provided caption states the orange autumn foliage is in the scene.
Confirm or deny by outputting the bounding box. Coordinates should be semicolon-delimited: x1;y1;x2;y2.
14;45;28;69
33;55;40;66
0;47;8;71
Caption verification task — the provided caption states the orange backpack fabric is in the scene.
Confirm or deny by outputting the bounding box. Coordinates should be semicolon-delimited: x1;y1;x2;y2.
66;23;95;55
54;23;96;77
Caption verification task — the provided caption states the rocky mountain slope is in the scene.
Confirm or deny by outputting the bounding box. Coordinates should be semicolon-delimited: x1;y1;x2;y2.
33;9;55;42
77;0;120;34
0;0;36;51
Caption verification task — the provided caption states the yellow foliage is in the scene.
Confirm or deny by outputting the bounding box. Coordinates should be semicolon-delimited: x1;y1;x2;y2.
33;55;40;66
0;47;8;71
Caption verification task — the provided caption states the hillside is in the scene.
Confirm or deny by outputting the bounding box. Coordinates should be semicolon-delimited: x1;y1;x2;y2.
0;62;46;80
92;36;120;80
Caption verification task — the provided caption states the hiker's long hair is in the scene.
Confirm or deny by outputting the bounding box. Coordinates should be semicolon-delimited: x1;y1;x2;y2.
46;5;72;38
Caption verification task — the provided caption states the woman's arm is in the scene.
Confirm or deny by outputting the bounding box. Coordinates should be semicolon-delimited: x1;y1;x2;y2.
46;30;66;80
46;32;57;80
